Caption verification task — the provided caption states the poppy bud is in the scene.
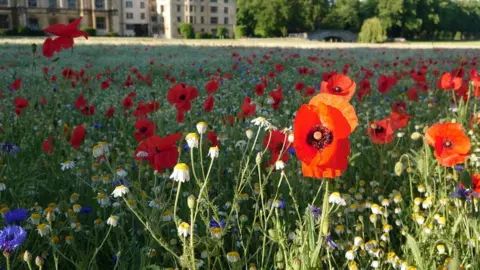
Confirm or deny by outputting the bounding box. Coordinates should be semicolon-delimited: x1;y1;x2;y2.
187;195;196;210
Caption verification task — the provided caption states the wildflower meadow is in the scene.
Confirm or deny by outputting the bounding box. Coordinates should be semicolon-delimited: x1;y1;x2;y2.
2;19;480;270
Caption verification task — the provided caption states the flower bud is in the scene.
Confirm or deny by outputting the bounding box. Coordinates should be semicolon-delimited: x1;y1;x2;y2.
255;152;262;165
23;250;32;262
292;257;301;270
35;256;44;267
246;129;254;139
187;195;196;209
196;122;208;134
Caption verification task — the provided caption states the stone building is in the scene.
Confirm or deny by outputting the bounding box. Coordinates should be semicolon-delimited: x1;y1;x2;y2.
0;0;236;37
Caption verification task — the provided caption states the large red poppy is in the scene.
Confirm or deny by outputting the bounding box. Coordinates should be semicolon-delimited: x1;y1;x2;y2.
320;74;356;101
425;123;470;167
42;17;88;58
439;72;462;91
134;118;156;142
135;133;182;172
293;93;358;179
167;83;199;112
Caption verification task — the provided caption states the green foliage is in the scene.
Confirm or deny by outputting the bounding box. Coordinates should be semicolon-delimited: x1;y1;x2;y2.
105;32;120;37
217;27;229;39
2;26;45;36
179;23;195;39
195;32;213;39
234;25;247;39
237;0;480;40
81;27;97;37
358;17;386;43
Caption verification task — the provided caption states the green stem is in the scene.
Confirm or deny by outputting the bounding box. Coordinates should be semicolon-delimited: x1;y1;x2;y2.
88;226;112;269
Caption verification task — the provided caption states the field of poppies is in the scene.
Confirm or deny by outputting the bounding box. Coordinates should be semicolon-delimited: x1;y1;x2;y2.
2;24;480;270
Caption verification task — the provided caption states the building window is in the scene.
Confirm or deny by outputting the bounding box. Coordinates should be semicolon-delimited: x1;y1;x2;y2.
0;0;7;6
224;7;228;14
140;2;145;8
126;13;133;19
200;16;204;24
177;5;180;12
160;5;164;12
159;16;164;23
177;17;181;22
126;24;134;30
224;17;228;25
48;0;57;8
126;1;132;8
0;15;8;29
141;13;145;20
201;28;204;32
96;17;106;29
28;0;37;7
28;18;39;29
67;0;76;8
224;0;228;3
151;16;157;22
211;28;217;35
177;28;181;34
189;16;193;23
211;6;217;13
210;17;218;24
95;0;104;9
211;0;217;2
200;6;204;12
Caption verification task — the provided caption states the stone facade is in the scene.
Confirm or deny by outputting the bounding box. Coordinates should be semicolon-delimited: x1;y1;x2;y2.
0;0;236;38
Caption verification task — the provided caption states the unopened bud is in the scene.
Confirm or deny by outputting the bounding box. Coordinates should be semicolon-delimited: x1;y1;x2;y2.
23;250;32;262
187;195;196;210
35;256;44;267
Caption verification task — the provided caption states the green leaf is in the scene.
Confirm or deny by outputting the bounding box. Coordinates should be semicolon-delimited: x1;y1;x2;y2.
460;171;472;188
52;57;60;62
406;234;424;269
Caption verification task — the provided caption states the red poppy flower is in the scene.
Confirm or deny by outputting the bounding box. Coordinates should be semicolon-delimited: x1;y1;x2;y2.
294;82;305;92
100;80;110;90
320;74;356;101
42;137;54;154
322;71;337;82
134;133;182;172
269;86;284;110
293;93;358;179
81;105;95;116
204;95;214;112
14;97;29;110
74;94;87;110
304;87;316;97
134;118;156;142
205;80;219;94
378;75;396;94
239;97;256;117
467;174;480;194
70;125;85;150
425;123;470;167
11;78;21;91
275;63;284;72
105;106;115;118
167;83;199;112
263;130;291;166
439;72;462;91
391;101;406;114
122;96;134;109
42;17;88;57
207;131;219;146
254;83;265;96
367;119;395;144
407;87;419;101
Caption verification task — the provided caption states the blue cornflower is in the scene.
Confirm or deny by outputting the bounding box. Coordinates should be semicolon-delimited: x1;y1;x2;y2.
0;225;27;252
93;123;103;128
112;179;130;188
450;185;475;200
454;165;465;171
210;219;226;228
311;205;321;221
326;234;338;250
0;142;20;156
288;148;295;155
80;207;92;214
183;144;190;151
4;209;28;224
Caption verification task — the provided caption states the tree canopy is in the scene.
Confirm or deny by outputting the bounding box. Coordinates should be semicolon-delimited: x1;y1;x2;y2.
236;0;480;40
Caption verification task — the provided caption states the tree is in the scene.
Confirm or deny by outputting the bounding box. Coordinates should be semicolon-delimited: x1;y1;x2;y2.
322;0;361;31
179;23;194;39
358;17;386;43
